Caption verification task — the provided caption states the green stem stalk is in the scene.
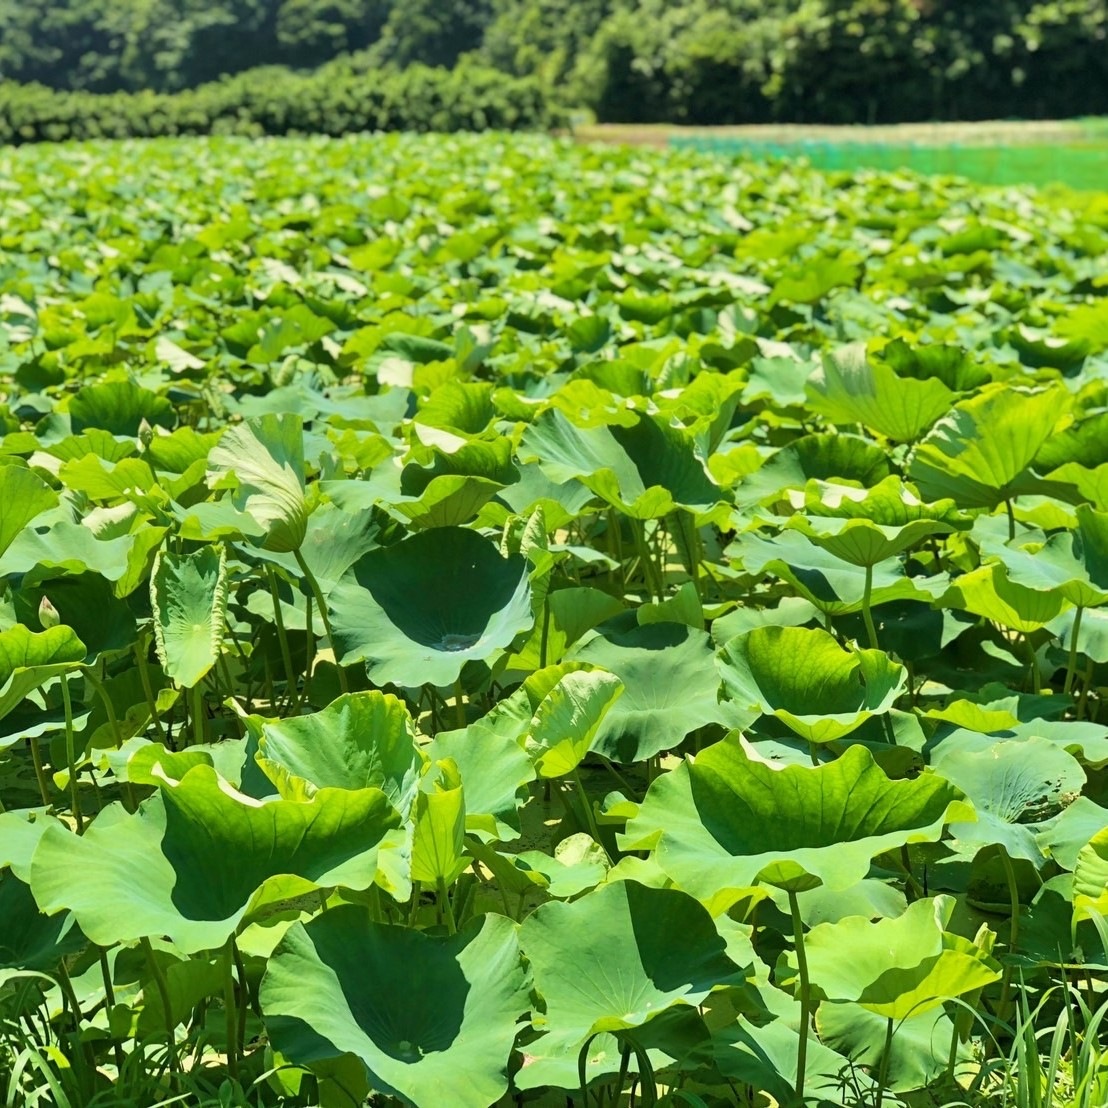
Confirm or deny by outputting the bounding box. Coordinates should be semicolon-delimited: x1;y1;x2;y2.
27;737;51;808
266;565;299;711
875;1017;894;1108
1064;606;1085;697
862;562;879;650
60;675;83;832
788;890;811;1106
141;937;180;1084
294;546;348;694
223;939;240;1081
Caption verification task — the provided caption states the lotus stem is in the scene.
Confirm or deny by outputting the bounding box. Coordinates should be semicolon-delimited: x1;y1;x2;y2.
26;736;52;808
97;947;126;1074
788;889;811;1106
1005;497;1016;542
997;850;1021;1021
875;1017;894;1108
539;598;552;669
571;766;605;853
141;936;180;1084
135;635;167;740
294;546;348;695
1022;633;1041;695
190;682;205;747
862;562;879;650
60;674;83;832
437;876;457;935
1063;606;1084;697
223;938;241;1080
1077;657;1095;721
266;564;300;711
303;589;314;704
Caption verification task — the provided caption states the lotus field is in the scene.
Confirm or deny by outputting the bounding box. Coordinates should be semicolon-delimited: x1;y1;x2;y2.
3;133;1108;1108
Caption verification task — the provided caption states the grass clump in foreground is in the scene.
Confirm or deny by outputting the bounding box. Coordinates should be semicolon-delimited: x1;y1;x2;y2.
0;133;1107;1107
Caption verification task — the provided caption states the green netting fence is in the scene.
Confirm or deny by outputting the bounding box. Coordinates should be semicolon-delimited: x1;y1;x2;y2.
671;123;1108;191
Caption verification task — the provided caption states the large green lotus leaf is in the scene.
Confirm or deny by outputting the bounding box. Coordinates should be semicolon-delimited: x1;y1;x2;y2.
736;433;891;508
207;413;309;553
68;380;174;437
0;872;84;973
806;342;955;442
529;668;624;778
570;622;726;762
0;519;133;582
30;765;400;952
1001;505;1108;607
729;527;935;616
718;626;907;744
943;562;1072;632
0;466;57;559
784;896;1000;1021
908;385;1069;508
818;1002;961;1095
258;692;424;816
329;526;533;688
519;409;723;519
0;811;60;881
1073;828;1108;921
932;738;1086;865
521;880;747;1043
622;741;969;910
150;545;227;689
260;907;528;1108
0;624;86;735
425;725;534;841
794;474;968;528
785;514;956;569
1037;798;1108;872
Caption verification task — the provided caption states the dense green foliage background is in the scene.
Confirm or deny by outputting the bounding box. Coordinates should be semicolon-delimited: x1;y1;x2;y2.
1;0;1106;128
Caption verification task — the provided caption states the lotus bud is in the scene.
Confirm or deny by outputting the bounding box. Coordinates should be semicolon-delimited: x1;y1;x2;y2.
38;595;60;629
137;417;154;448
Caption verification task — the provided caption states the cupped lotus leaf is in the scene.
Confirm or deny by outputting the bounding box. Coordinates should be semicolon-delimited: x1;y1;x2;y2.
260;907;529;1108
68;380;174;437
520;880;747;1042
0;466;57;559
794;475;967;528
529;668;624;778
806;342;955;442
782;896;1001;1021
207;413;309;552
570;622;728;762
943;562;1072;633
621;741;969;910
519;408;723;519
729;527;935;617
786;514;958;569
1073;828;1108;921
425;725;534;840
908;385;1069;508
328;526;533;688
0;624;86;734
258;692;425;816
0;519;133;582
718;626;907;744
736;433;891;508
1001;504;1108;607
30;765;401;952
150;545;227;688
932;738;1085;865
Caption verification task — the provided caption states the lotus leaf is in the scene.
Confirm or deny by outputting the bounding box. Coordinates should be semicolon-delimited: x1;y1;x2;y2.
329;526;533;688
623;740;969;910
261;907;529;1108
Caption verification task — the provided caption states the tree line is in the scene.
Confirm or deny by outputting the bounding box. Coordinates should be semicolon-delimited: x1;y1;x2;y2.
2;0;1106;124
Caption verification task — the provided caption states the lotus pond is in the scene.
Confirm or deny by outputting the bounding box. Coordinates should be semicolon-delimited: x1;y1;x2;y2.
1;133;1108;1108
